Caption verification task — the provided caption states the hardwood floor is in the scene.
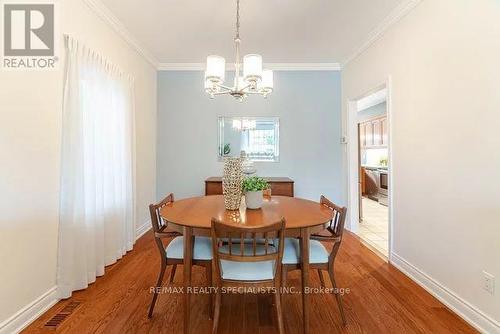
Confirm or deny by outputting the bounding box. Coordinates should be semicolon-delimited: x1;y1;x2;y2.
24;231;477;334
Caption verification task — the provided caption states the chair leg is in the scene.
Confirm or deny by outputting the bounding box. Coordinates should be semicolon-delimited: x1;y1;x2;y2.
212;288;222;334
148;261;167;318
169;264;177;284
318;269;325;287
274;289;285;334
328;266;347;326
281;265;287;305
206;264;213;319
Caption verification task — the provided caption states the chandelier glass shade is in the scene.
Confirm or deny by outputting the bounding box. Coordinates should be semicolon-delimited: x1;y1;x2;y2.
204;0;273;101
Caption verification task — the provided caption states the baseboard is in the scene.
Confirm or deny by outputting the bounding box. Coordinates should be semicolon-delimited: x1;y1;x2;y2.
391;252;500;334
0;221;151;333
136;220;151;240
0;286;58;334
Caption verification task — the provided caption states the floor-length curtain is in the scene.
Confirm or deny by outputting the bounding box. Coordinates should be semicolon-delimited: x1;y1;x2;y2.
57;35;135;298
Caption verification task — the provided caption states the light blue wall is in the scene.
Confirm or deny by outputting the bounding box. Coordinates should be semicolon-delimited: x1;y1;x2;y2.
358;102;386;122
157;71;343;203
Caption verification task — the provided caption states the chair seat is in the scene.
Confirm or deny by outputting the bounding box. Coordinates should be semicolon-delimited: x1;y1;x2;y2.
165;236;212;260
219;243;276;281
282;238;329;264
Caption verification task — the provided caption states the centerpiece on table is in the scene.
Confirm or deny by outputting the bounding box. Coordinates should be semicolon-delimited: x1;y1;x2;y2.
242;176;269;209
222;157;244;210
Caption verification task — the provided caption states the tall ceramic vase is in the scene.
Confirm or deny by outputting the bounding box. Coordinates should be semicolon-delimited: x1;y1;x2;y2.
222;157;244;210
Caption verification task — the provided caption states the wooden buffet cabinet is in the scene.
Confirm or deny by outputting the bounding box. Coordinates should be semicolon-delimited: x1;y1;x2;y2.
205;177;294;197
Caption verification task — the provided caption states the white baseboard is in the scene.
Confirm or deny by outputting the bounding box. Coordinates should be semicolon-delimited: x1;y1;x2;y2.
0;221;151;333
391;253;500;334
136;220;151;240
0;286;58;334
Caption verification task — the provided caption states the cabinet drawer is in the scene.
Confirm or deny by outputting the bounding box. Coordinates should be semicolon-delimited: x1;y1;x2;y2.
205;182;223;195
270;182;294;197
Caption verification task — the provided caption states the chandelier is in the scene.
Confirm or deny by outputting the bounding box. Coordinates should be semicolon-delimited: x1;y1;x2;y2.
204;0;273;101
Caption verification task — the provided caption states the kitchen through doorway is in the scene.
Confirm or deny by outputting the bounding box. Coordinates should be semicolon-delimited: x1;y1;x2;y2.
356;88;389;259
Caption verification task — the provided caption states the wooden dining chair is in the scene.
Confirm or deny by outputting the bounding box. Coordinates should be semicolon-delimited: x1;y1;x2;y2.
148;193;213;318
281;195;348;326
211;218;286;334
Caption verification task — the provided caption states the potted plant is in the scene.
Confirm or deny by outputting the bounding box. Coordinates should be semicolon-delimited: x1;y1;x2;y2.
242;176;269;209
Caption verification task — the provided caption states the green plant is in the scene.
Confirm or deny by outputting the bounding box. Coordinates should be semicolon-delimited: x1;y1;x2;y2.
223;143;231;155
242;176;269;192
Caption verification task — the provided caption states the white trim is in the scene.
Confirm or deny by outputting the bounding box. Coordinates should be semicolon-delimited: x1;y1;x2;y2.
0;222;151;333
157;62;342;71
136;220;152;240
0;286;58;334
346;78;393;260
391;253;500;334
357;88;387;112
343;0;422;66
82;0;159;68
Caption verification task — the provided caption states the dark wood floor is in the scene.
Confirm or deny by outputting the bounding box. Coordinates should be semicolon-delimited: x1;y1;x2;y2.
24;231;476;334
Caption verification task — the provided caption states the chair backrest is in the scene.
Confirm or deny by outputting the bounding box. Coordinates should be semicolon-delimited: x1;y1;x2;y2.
320;195;347;263
211;218;286;282
149;193;179;258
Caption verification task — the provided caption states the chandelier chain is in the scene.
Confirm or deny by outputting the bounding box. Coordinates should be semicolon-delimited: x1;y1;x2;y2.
235;0;240;40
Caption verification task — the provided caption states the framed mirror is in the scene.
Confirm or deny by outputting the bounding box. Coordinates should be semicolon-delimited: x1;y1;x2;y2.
218;116;280;162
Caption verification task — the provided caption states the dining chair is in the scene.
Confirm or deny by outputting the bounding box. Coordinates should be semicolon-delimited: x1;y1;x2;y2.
281;195;348;326
211;218;286;334
148;193;213;318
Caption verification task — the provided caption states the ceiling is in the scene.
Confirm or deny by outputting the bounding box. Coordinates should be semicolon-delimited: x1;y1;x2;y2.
100;0;405;65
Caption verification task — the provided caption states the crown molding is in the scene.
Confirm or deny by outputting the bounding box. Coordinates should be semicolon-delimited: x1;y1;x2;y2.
82;0;159;68
157;62;341;71
342;0;422;67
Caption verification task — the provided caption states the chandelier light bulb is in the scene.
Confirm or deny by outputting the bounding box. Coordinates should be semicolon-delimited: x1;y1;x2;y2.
260;69;274;94
243;54;263;86
205;55;225;83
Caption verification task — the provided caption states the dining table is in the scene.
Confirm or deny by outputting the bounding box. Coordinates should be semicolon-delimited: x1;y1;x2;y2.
160;194;334;334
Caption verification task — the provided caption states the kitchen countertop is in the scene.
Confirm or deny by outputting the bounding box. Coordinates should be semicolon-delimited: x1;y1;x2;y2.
362;165;388;170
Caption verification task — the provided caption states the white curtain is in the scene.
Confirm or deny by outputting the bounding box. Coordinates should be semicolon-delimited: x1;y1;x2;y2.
57;35;135;299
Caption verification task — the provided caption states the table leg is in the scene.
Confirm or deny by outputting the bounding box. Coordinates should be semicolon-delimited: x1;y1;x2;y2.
300;227;310;334
183;227;193;334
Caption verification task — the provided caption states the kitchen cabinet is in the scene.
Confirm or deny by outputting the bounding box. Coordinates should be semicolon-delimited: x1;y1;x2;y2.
381;118;388;145
365;122;373;147
359;124;366;147
360;167;366;195
372;119;382;146
359;116;387;148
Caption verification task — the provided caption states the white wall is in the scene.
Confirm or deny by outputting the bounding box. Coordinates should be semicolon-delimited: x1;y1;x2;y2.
342;0;500;330
157;71;343;203
0;0;157;326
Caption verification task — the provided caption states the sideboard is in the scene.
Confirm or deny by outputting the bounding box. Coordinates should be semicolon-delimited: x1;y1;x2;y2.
205;177;294;197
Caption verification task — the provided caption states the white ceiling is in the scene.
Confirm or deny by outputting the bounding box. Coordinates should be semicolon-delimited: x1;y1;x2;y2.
100;0;405;65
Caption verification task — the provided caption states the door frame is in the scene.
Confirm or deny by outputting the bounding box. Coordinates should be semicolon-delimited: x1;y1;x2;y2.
346;76;394;262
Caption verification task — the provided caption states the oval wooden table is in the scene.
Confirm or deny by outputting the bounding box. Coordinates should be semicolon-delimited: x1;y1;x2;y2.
160;195;334;334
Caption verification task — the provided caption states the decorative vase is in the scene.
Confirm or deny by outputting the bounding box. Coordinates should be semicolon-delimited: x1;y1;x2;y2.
245;190;263;209
222;157;244;210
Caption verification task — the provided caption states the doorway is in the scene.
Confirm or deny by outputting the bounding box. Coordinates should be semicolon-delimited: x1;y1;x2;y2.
347;80;392;261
